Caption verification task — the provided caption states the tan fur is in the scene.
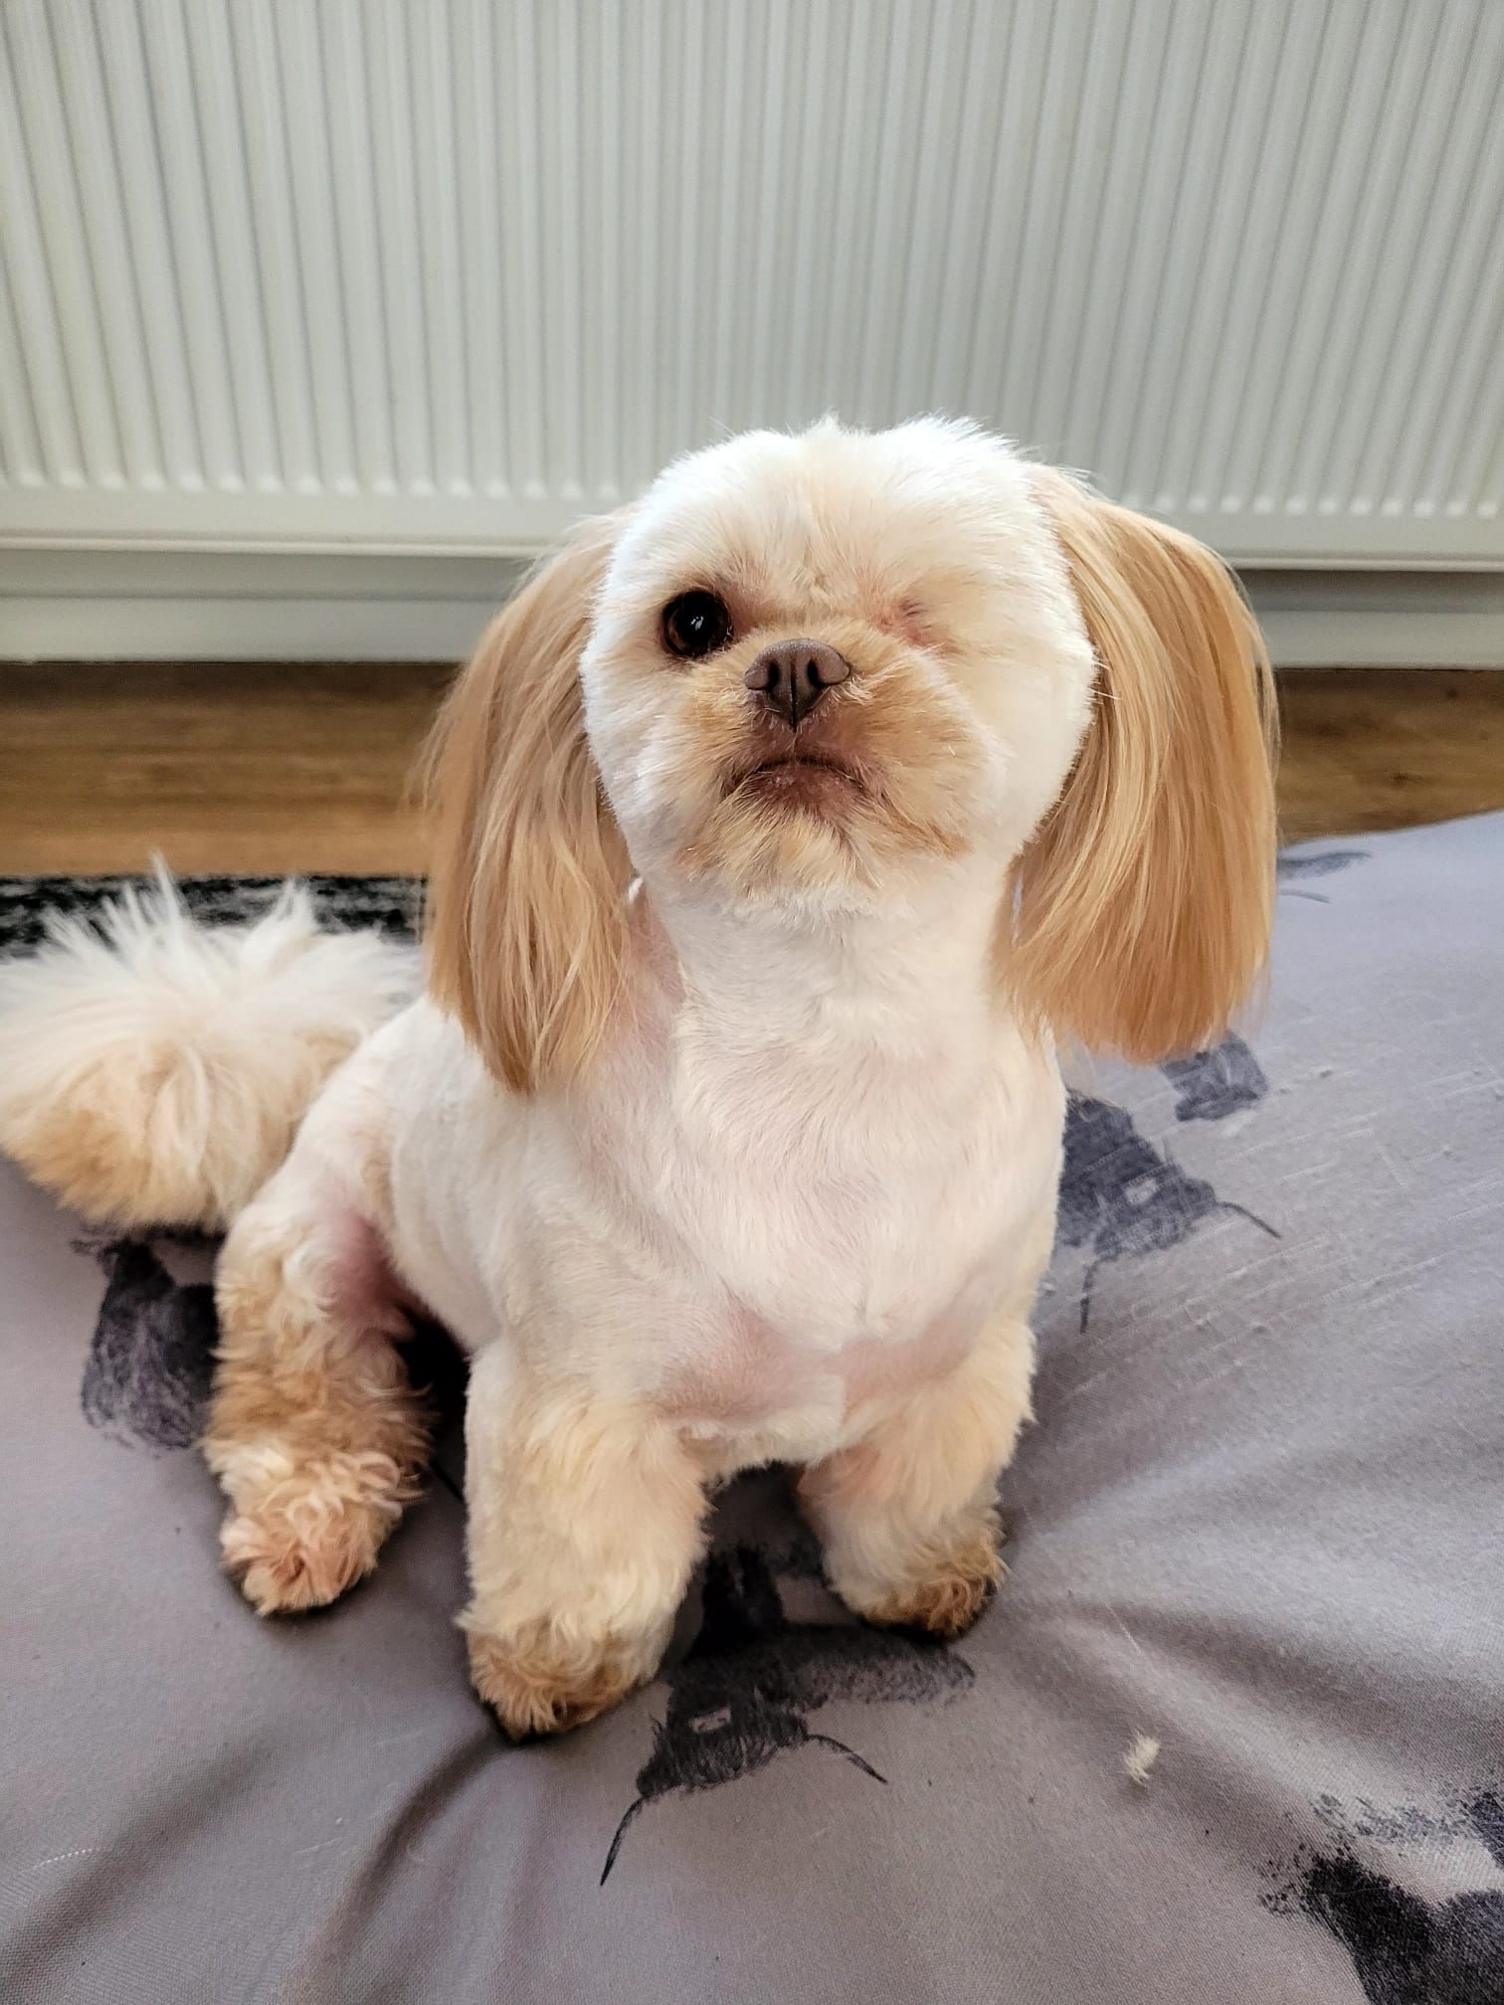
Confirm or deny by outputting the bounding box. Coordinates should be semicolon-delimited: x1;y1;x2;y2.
1011;469;1278;1061
422;516;633;1093
204;1218;430;1615
461;1359;708;1736
799;1318;1032;1639
0;877;415;1230
466;1628;648;1740
7;1067;214;1235
668;617;980;900
5;1029;353;1234
856;1521;1003;1639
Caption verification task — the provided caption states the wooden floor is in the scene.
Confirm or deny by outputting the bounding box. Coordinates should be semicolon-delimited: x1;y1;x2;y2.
0;662;1500;877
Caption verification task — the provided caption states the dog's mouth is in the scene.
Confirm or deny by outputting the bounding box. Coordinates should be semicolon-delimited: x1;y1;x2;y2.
732;749;866;803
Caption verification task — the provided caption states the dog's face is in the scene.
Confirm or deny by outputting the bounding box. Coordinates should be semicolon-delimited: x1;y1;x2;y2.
582;420;1095;909
425;419;1276;1093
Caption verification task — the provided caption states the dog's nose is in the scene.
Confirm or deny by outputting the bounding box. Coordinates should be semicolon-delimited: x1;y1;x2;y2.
743;640;851;728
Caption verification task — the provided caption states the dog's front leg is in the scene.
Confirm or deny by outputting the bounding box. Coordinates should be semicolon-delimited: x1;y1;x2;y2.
461;1347;709;1738
798;1320;1035;1640
205;1177;430;1616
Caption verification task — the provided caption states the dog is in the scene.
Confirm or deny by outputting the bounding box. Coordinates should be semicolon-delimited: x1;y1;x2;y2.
0;419;1275;1738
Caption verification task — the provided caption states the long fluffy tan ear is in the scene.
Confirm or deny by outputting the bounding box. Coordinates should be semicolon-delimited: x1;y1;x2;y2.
1011;470;1277;1062
422;516;630;1093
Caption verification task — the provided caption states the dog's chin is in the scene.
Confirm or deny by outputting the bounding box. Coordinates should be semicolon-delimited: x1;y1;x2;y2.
668;747;968;910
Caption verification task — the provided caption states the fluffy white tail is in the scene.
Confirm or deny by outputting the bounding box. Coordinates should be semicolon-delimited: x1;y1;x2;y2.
0;871;418;1231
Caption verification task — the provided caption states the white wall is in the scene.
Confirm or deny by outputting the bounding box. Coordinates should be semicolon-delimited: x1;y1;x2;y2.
2;0;1502;661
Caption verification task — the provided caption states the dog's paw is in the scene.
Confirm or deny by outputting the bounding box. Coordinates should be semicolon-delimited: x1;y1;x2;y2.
466;1625;649;1739
219;1491;392;1615
845;1521;1005;1641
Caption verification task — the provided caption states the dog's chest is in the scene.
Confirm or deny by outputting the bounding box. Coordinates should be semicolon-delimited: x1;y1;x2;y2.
591;1027;1062;1450
654;1282;991;1466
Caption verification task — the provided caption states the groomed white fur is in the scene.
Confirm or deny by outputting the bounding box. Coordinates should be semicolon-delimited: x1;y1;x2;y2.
0;869;417;1231
0;419;1274;1739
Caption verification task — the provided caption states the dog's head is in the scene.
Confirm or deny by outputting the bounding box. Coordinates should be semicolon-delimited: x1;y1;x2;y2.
426;419;1275;1092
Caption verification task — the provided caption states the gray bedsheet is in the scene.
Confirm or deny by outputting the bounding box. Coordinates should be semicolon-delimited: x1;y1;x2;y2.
2;814;1501;2004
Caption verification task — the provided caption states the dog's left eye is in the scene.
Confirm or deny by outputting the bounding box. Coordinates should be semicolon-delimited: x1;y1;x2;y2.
662;590;734;661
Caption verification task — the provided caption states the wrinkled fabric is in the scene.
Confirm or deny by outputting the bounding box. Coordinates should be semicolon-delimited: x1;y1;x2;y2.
1;814;1500;2005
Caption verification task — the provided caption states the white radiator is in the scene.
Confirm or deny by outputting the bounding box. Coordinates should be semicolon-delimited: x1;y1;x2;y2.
2;0;1502;659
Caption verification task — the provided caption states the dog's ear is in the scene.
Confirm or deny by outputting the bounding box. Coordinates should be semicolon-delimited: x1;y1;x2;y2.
1009;470;1277;1062
423;515;631;1093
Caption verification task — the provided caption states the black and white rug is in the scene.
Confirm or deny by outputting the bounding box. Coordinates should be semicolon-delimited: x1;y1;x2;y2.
0;873;421;957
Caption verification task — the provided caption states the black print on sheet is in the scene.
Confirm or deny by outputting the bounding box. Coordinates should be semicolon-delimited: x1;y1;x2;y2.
1265;1790;1504;2004
1277;847;1371;903
1050;845;1367;1326
1057;1085;1278;1333
79;1237;219;1450
1161;1031;1269;1123
600;1542;972;1884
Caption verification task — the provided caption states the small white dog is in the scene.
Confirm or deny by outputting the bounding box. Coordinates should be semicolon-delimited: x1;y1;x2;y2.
0;420;1275;1737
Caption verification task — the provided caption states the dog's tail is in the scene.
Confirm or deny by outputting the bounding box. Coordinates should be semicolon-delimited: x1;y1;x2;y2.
0;870;418;1232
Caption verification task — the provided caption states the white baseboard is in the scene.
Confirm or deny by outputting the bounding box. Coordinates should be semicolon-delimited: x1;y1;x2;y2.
1244;569;1504;669
2;551;1501;669
0;551;526;665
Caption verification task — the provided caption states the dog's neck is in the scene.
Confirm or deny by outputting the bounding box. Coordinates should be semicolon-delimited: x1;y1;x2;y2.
628;857;1009;1058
